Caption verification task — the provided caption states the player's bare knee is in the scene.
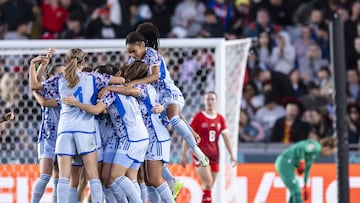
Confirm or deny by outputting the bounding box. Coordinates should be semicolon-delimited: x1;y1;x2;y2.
203;177;213;189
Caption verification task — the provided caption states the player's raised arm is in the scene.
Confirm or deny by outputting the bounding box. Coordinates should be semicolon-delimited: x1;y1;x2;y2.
29;56;47;90
36;48;55;82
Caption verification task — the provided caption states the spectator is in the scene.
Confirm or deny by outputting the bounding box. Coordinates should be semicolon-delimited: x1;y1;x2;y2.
255;92;286;140
170;0;206;38
129;2;152;30
0;72;20;108
59;0;86;22
349;37;360;68
292;0;316;25
243;8;281;38
0;0;35;32
149;0;174;37
294;25;314;62
256;31;273;68
226;0;251;39
337;6;350;23
3;18;32;40
288;68;308;98
317;66;333;96
198;9;224;38
239;109;265;142
264;0;293;27
316;22;330;61
270;31;296;75
308;8;324;29
347;103;360;146
346;68;360;103
60;11;85;39
298;43;329;83
345;1;360;64
41;0;67;39
299;81;328;110
178;50;200;84
305;108;334;139
253;67;295;102
86;6;120;39
271;97;310;143
207;0;234;32
106;0;133;36
82;0;106;14
241;81;264;119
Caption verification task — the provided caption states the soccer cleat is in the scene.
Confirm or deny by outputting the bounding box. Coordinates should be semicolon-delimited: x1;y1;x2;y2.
193;147;210;167
172;180;184;200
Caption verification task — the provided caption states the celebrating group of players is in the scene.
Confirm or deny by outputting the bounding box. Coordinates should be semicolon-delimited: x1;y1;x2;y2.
0;20;340;203
27;22;231;203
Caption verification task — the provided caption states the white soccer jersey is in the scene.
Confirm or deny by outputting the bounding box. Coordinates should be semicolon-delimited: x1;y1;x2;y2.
135;84;171;142
129;47;183;106
101;90;149;142
43;72;110;135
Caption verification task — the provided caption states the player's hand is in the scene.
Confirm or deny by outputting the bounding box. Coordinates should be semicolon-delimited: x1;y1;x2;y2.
98;87;108;99
192;131;201;144
180;156;187;168
30;56;45;65
230;156;236;167
297;160;305;175
151;103;164;114
62;95;77;106
119;76;126;84
46;48;55;58
4;112;15;121
41;56;50;66
303;186;309;201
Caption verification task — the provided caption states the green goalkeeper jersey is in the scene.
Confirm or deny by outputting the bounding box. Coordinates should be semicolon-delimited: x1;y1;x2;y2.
278;139;321;184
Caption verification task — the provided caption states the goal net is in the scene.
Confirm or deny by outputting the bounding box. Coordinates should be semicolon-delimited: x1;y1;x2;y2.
0;38;251;203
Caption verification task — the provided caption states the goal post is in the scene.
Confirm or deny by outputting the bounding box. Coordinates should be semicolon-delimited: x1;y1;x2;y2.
0;38;251;203
214;38;252;203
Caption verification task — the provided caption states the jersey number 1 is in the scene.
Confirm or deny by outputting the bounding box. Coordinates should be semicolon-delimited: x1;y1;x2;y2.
73;87;83;103
73;87;83;112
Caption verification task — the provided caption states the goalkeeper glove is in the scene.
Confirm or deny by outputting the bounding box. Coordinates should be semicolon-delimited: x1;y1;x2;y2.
297;160;305;175
303;186;309;201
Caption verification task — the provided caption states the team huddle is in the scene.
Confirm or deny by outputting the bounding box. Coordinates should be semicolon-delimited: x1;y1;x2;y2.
28;22;212;203
0;20;340;203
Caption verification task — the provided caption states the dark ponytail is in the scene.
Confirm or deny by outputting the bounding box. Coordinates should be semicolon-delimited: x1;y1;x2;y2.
136;22;160;50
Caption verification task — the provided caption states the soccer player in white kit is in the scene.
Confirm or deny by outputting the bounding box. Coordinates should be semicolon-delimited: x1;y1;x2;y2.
104;61;175;203
125;22;209;169
61;65;151;203
31;58;64;203
29;48;125;203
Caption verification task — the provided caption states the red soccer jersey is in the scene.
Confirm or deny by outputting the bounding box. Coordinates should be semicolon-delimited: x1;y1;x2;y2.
41;2;67;33
190;111;228;164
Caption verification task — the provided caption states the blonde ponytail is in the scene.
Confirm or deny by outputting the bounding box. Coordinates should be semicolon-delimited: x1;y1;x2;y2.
64;48;84;88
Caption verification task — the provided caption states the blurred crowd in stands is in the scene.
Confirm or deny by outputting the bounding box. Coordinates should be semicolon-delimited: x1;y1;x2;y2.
1;0;360;148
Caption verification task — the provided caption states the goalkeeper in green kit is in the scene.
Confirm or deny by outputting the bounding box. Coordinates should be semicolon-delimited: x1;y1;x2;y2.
275;130;337;203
